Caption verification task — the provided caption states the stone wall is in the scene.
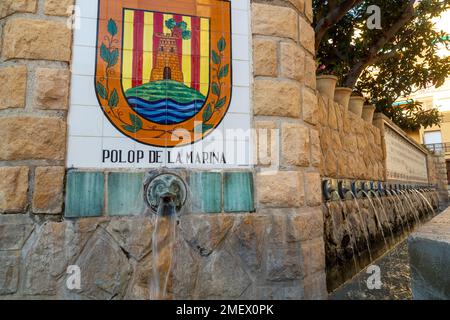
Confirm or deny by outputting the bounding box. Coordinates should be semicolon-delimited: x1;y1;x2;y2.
0;0;328;300
427;154;448;206
317;93;385;181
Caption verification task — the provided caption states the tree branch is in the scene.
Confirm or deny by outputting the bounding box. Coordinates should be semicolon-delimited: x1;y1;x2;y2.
344;0;417;87
314;0;363;53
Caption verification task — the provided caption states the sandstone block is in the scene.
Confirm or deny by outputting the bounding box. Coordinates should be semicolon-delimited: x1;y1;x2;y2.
0;0;36;19
303;88;318;125
310;129;321;168
280;42;305;81
254;80;300;117
299;16;315;54
0;167;29;214
282;123;310;167
305;54;316;89
0;116;66;161
45;0;74;16
257;171;304;207
0;65;27;110
3;19;72;61
305;171;321;206
33;167;65;214
34;68;70;110
252;3;298;40
253;38;277;77
288;0;305;12
255;121;278;166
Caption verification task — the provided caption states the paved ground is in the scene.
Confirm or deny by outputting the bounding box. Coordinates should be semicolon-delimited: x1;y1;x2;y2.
330;240;412;300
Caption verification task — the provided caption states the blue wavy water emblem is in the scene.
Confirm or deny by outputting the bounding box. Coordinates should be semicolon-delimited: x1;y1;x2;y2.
126;97;206;125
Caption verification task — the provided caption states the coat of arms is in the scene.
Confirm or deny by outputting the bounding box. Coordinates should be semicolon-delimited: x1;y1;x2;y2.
95;0;232;147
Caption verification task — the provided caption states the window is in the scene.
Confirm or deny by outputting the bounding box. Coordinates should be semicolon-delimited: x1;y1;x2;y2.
423;130;442;145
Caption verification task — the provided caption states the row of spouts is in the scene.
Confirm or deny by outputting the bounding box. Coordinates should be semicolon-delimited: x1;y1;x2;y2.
322;179;437;201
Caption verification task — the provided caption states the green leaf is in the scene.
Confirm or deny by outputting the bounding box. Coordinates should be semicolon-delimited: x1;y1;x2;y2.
108;89;119;108
96;82;108;100
109;48;119;66
194;123;214;133
165;18;176;30
123;114;143;133
218;64;229;79
177;21;188;31
218;37;226;52
211;50;221;64
212;82;220;96
108;19;118;37
215;96;227;109
202;104;213;122
182;30;191;40
100;43;110;64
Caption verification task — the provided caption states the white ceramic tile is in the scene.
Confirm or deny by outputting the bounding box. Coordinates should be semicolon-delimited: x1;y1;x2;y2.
231;0;249;11
101;137;137;168
71;45;96;76
68;105;103;137
232;60;250;87
225;138;252;167
224;113;251;132
73;17;98;47
103;117;126;138
66;137;103;168
134;142;168;168
231;9;249;36
232;34;250;61
229;86;250;114
75;0;99;19
70;75;100;107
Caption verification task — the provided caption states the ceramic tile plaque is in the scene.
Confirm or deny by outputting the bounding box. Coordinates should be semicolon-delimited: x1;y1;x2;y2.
67;0;251;169
385;125;428;183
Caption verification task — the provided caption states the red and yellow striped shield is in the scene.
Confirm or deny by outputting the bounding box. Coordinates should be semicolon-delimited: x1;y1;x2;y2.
95;0;232;147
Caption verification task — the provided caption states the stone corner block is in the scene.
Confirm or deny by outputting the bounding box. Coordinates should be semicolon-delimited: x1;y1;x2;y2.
3;18;72;61
0;65;27;110
0;167;29;214
252;3;298;41
254;80;301;118
0;116;67;161
34;68;70;110
282;123;310;167
0;0;37;19
32;166;65;214
253;38;278;77
257;171;304;208
44;0;74;16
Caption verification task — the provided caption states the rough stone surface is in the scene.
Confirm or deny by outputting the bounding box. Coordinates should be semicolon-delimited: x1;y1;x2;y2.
299;16;315;54
0;66;27;110
252;3;298;40
282;123;310;166
32;167;65;214
254;80;300;117
0;0;36;19
280;42;305;81
253;38;277;77
0;167;29;214
257;171;304;207
34;68;70;110
303;88;319;125
0;215;35;251
0;252;20;295
255;121;277;166
305;172;321;206
2;19;72;61
0;116;66;161
44;0;74;16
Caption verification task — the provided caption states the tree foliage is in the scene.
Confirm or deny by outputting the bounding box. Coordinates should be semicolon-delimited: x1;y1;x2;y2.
314;0;450;131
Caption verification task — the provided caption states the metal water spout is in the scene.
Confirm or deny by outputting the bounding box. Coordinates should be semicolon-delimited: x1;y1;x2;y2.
145;173;187;216
323;179;337;201
338;180;351;200
377;181;385;196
